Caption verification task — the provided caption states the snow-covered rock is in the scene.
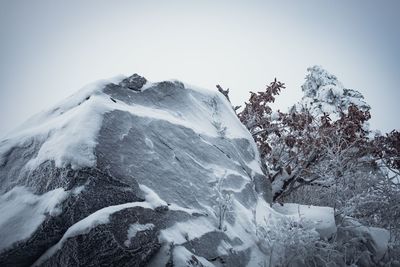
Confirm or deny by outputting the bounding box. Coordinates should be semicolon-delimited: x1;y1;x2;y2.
0;74;273;266
0;187;68;252
336;216;390;266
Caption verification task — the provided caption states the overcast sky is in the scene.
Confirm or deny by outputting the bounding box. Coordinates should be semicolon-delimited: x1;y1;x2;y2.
0;0;399;136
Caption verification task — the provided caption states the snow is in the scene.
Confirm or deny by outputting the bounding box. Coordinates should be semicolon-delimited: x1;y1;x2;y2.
0;76;257;171
214;92;256;141
271;170;290;195
183;81;259;153
138;184;168;207
159;217;215;245
247;246;270;267
223;198;280;266
10;78;123;135
246;159;264;176
225;199;259;250
217;240;233;255
302;65;343;96
205;163;251;185
124;223;155;247
158;197;275;266
0;186;68;252
72;184;86;196
26;97;107;170
33;183;165;266
144;137;154;149
140;80;154;91
141;169;213;216
168;204;206;216
0;79;119;170
298;66;370;122
172;246;215;267
181;81;216;97
270;111;280;121
368;227;390;259
272;203;337;238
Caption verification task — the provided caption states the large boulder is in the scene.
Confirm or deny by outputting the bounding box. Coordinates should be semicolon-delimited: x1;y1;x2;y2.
0;74;272;266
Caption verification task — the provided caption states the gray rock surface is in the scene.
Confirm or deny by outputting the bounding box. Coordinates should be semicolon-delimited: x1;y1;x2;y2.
119;73;147;91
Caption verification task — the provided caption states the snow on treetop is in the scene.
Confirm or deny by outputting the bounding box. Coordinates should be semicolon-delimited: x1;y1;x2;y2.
302;65;344;98
297;65;370;120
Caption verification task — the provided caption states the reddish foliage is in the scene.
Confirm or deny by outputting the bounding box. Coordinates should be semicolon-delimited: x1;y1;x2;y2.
236;79;376;201
373;130;400;171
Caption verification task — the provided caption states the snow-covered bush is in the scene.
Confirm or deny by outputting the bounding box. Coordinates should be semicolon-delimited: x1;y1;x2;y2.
256;213;345;266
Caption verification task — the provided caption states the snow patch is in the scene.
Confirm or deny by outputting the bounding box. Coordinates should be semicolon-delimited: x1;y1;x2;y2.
159;217;215;245
139;184;167;208
0;187;68;252
298;66;370;122
246;159;264;175
0;78;122;170
144;137;154;149
124;223;155;247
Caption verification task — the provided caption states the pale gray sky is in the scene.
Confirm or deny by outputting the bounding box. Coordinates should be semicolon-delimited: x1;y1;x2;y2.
1;0;399;135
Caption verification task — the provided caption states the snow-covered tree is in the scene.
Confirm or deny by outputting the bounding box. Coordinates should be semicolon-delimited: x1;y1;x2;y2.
298;65;370;120
227;65;400;263
236;66;391;204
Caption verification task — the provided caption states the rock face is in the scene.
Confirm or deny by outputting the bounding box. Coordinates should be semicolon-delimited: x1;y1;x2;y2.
0;74;272;266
